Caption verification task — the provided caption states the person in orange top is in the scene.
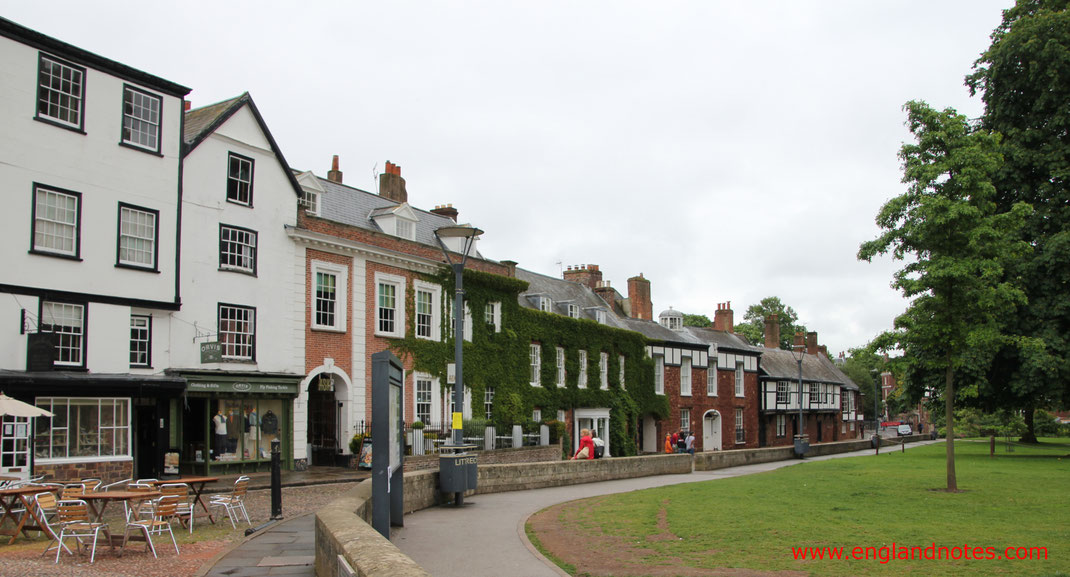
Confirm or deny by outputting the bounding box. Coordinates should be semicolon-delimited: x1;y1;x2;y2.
571;428;595;460
664;434;674;454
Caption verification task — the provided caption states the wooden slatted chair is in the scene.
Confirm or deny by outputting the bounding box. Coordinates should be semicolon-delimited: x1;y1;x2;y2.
123;483;157;522
59;483;84;501
208;476;251;529
35;492;71;558
53;499;108;564
159;483;194;533
120;495;180;558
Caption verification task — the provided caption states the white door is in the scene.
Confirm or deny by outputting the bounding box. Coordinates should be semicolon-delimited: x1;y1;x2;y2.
703;410;721;451
642;416;657;453
1;416;32;480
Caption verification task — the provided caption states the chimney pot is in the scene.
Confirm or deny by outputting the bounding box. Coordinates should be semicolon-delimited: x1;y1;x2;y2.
327;155;343;184
184;101;191;111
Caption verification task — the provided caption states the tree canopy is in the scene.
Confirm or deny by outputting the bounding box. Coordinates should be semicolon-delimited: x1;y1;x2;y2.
966;0;1070;441
734;296;805;350
858;100;1031;491
682;313;712;328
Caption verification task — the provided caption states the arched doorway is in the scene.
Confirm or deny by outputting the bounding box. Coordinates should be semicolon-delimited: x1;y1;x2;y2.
307;372;343;467
703;410;722;451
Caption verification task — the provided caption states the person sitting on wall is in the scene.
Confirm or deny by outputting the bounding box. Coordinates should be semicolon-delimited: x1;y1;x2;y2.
570;428;594;460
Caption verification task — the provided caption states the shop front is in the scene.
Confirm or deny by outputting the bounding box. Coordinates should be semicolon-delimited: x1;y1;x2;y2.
171;371;301;475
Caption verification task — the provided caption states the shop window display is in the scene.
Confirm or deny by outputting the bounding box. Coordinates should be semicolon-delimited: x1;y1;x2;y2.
208;399;283;462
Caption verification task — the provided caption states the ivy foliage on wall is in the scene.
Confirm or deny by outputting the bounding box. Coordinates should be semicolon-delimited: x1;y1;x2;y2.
391;267;668;457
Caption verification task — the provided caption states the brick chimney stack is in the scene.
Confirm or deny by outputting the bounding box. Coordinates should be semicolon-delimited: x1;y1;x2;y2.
327;155;343;184
431;204;458;222
806;331;819;356
562;264;603;290
793;332;806;352
627;273;652;320
184;101;191;112
379;160;407;203
593;280;616;306
713;302;734;333
764;314;780;349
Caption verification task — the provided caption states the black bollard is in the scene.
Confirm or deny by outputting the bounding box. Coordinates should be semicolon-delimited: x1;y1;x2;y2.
271;437;282;519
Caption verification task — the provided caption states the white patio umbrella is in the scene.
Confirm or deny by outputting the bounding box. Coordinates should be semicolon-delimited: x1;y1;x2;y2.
0;392;53;418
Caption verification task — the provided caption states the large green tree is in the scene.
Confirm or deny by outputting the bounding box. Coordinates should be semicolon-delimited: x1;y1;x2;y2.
734;297;805;350
858;101;1031;491
839;348;884;421
966;0;1070;441
682;313;712;328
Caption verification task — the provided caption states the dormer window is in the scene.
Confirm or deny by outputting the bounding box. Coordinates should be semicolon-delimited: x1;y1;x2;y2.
595;310;606;324
299;189;318;215
370;203;419;241
540;297;553;312
567;304;579;318
396;218;415;240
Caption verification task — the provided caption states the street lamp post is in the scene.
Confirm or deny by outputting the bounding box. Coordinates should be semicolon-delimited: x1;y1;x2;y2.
434;225;483;506
790;344;808;457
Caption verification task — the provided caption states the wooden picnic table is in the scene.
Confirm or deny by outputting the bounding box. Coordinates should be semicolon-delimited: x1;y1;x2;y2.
0;484;58;544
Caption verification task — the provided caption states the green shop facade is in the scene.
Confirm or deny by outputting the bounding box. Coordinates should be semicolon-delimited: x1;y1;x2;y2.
170;371;302;475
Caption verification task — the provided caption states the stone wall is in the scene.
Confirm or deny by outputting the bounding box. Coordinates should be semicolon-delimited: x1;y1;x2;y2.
404;443;562;472
317;434;931;576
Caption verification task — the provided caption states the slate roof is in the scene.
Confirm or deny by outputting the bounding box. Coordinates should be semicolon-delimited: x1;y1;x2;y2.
514;268;631;328
309;175;482;256
758;347;859;390
683;326;763;354
620;316;701;345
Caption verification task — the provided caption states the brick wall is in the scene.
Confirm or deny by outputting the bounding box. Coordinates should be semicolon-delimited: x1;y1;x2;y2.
661;363;759;451
36;460;133;484
305;249;354;375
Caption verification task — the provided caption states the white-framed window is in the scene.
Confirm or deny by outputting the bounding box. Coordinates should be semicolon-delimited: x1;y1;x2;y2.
557;410;566;422
129;314;151;368
556;347;566;387
396;218;415;240
312;262;347;331
219;224;257;274
40;301;84;367
34;398;130;461
484;386;495;419
36;53;85;130
533;408;542;423
485;301;501;333
850;421;855;432
530;344;541;386
707;365;717;396
599;352;609;390
665;316;682;330
117;204;157;269
121;85;162;152
578;350;588;389
776;414;786;438
375;273;405;338
595;310;607;324
810;383;821;404
776;381;789;404
619;355;626;390
540;297;552;312
227;152;254;206
680;357;692;396
681;409;690;432
32;185;80;258
735;361;745;397
416;376;432;425
735;408;744;444
218;303;255;360
842;422;847;434
654;356;664;395
414;281;442;341
567;304;579;318
299;189;318;215
448;300;472;342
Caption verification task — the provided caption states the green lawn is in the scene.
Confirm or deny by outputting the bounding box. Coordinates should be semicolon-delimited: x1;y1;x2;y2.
530;439;1070;577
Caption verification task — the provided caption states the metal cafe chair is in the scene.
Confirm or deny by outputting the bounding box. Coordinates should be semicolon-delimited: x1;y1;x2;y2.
123;483;157;523
53;499;108;564
120;495;180;558
35;492;71;558
159;483;194;533
208;475;251;529
100;478;133;492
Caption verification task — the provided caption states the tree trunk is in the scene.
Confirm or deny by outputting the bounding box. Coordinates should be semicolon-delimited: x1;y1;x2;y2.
1020;403;1038;444
945;362;958;492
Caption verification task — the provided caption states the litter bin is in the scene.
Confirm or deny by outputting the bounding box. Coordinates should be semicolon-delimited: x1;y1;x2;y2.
439;445;478;495
793;435;810;457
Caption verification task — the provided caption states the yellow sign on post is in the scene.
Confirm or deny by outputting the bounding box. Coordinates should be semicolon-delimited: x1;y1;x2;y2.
452;412;463;431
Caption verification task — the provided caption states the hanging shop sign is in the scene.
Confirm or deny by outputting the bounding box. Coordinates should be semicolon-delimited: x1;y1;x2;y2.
200;341;222;363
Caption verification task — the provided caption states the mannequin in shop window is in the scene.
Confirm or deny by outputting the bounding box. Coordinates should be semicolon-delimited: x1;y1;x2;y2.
244;407;258;459
213;408;227;459
261;409;278;436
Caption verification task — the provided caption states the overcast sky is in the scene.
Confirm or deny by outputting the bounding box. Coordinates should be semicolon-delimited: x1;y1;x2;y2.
2;1;1014;355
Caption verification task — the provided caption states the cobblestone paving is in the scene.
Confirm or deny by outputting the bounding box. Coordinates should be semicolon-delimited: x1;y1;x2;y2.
0;482;356;577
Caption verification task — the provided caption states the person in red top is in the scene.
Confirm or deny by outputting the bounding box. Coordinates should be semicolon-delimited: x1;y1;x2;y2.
571;428;595;460
670;431;680;451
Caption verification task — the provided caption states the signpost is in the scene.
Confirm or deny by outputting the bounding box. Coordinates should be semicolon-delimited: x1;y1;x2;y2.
371;350;405;538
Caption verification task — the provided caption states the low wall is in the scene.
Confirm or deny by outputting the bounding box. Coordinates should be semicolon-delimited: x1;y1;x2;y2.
317;436;930;576
404;443;562;472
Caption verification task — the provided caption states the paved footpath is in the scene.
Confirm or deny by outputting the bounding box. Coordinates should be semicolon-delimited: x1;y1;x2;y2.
394;440;943;577
205;440;940;577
